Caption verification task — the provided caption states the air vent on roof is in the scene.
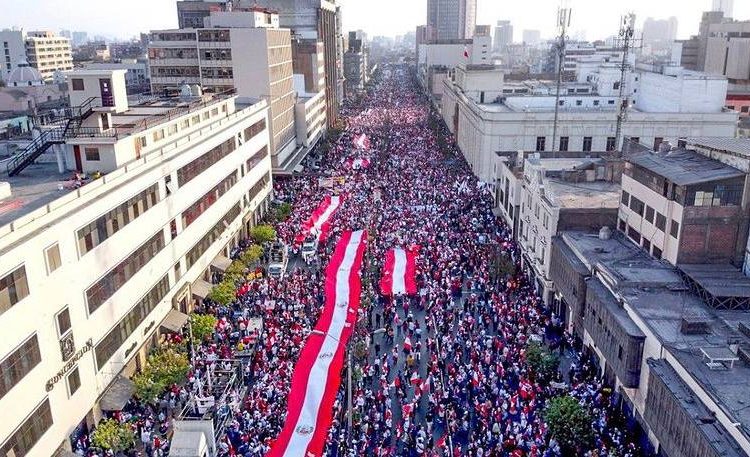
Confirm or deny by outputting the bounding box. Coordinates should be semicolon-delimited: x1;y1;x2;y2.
698;414;717;424
681;316;711;335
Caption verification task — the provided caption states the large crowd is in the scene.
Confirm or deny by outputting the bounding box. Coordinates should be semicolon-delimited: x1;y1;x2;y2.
78;66;650;457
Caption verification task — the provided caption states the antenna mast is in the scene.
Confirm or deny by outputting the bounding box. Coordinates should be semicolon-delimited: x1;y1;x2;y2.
551;6;571;158
614;13;641;155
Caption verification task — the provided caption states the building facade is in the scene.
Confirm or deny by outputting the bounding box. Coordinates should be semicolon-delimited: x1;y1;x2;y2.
493;20;513;52
0;30;26;82
426;0;477;41
343;30;368;98
24;31;73;80
0;69;273;457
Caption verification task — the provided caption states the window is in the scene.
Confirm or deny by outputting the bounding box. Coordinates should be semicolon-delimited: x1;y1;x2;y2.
653;137;663;151
559;136;569;152
153;129;165;142
642;239;651;252
628;226;641;243
653;246;663;259
670;220;680;238
85;230;166;314
182;171;238;227
95;276;170;370
0;335;41;399
742;106;750;113
0;398;52;457
613;81;621;90
67;366;81;396
582;136;592;152
618;345;623;360
655;213;666;231
177;138;236;186
641;207;653;224
84;147;100;161
535;136;546;152
618;219;626;232
168;123;178;135
71;78;84;90
0;266;30;315
630;137;640;145
44;243;62;274
608;100;615;105
629;196;644;216
244;119;266;141
606;137;617;152
56;307;72;336
575;100;582;106
180;119;190;129
246;145;269;172
621;190;629;206
186;204;242;269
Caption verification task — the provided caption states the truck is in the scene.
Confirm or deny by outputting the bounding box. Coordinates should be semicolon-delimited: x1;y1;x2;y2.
268;242;288;279
301;235;319;264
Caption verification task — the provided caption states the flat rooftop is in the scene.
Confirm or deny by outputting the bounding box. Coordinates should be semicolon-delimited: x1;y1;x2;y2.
545;179;621;209
628;150;745;186
0;161;75;227
561;231;750;438
686;137;750;158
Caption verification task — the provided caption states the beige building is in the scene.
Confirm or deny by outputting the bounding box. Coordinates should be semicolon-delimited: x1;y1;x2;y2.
24;31;73;80
149;9;297;167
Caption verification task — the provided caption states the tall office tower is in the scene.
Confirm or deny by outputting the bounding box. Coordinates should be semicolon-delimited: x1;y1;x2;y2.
712;0;734;18
494;20;513;51
522;29;541;46
426;0;477;41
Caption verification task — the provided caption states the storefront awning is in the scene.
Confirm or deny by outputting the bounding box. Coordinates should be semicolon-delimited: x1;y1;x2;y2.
161;309;189;333
210;255;232;272
99;376;135;411
192;279;213;300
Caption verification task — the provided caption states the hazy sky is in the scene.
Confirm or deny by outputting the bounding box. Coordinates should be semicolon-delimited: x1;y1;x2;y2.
2;0;749;41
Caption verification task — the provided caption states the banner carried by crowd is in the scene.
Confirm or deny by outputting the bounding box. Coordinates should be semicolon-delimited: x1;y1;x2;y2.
379;247;419;296
267;230;368;457
295;195;343;245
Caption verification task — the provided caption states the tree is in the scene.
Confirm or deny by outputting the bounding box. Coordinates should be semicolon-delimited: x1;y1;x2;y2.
270;202;292;222
545;396;594;453
133;370;166;405
241;244;264;267
224;260;246;280
525;341;560;381
90;418;135;452
147;347;190;386
250;224;276;244
209;280;236;305
190;313;217;342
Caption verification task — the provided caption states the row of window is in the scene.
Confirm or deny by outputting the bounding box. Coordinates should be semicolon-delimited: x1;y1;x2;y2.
244;118;266;143
94;275;170;370
246;146;269;172
0;334;41;400
182;171;238;228
186;204;241;269
154;66;200;77
77;183;160;257
201;67;233;79
248;173;271;205
619;219;664;259
534;136;615;152
0;399;53;457
149;47;198;59
622;190;680;238
177;137;236;187
0;265;30;317
85;231;166;314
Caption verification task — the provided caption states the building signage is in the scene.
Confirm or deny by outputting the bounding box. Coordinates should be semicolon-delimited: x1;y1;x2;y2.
46;339;93;391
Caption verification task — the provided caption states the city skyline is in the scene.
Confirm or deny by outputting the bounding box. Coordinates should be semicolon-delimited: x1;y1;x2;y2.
3;0;750;42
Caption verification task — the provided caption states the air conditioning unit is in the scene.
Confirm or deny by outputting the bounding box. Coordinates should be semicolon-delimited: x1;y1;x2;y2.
60;333;75;361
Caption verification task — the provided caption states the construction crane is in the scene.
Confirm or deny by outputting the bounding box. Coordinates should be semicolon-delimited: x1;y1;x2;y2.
613;13;641;154
551;6;572;158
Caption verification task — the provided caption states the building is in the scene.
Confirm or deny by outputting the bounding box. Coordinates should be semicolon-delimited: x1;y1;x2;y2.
71;32;88;47
641;17;678;54
493;20;513;52
0;30;27;82
426;0;477;41
559;43;626;76
550;230;750;457
704;19;750;113
149;8;297;168
24;31;74;80
440;63;738;187
176;0;233;28
522;29;541;46
73;41;111;62
0;61;68;113
343;30;368;97
292;38;325;95
713;0;734;18
293;78;326;155
677;11;728;72
83;61;150;94
0;69;273;457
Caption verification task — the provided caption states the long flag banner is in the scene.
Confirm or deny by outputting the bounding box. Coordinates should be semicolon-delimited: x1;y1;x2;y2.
294;195;343;245
267;230;368;457
380;247;418;296
353;133;370;150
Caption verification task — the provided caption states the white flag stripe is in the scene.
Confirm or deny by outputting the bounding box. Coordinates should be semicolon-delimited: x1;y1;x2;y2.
312;196;341;239
392;248;407;295
283;230;364;456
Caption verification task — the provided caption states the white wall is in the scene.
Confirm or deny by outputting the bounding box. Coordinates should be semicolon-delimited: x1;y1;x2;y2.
635;71;728;113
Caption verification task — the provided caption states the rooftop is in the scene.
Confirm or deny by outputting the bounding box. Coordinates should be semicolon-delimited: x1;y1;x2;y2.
0;161;75;228
544;179;621;209
627;150;745;186
561;231;750;439
686;137;750;158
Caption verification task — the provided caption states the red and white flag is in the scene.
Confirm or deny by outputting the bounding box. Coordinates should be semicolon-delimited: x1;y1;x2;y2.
346;158;370;170
380;247;418;296
294;195;343;245
353;133;371;150
268;230;367;457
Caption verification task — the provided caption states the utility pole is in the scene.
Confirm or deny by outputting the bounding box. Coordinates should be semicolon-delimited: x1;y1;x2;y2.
614;13;641;154
551;6;572;158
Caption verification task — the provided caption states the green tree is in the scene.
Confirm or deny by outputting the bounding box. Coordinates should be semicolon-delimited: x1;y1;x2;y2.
133;370;166;404
250;224;276;244
90;418;135;452
209;280;236;305
545;396;594;453
147;347;191;387
241;244;264;267
525;341;560;381
190;313;217;342
224;260;246;280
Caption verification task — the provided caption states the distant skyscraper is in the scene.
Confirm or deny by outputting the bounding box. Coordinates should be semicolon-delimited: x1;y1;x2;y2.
712;0;734;18
642;17;678;44
522;29;541;46
426;0;477;40
494;20;513;51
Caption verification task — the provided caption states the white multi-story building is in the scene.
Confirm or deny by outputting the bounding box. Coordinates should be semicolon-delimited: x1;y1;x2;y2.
24;31;73;80
441;63;738;187
0;69;272;457
83;60;150;92
149;8;297;168
0;30;27;82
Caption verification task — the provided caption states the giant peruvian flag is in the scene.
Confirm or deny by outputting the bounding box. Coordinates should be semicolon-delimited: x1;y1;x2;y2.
294;195;343;245
380;247;418;296
267;230;367;457
353;133;370;150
